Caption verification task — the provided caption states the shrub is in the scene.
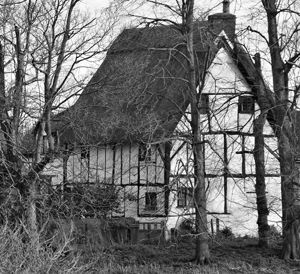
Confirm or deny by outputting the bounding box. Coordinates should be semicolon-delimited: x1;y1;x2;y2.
269;224;281;238
218;226;234;238
177;218;196;236
46;180;121;219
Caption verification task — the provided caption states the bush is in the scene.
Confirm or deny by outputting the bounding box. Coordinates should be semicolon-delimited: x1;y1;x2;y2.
218;226;234;238
178;218;196;235
46;180;121;219
269;224;281;238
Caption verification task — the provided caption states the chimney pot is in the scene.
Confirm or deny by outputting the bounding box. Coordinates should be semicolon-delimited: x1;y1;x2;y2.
223;0;230;13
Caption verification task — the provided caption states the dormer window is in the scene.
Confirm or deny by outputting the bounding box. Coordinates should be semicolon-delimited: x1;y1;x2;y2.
238;96;254;114
139;143;151;162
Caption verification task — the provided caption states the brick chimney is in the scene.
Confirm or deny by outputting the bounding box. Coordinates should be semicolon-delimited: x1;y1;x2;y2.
223;0;230;13
208;0;236;42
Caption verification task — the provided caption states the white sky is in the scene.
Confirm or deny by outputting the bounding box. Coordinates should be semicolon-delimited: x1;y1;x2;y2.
77;0;271;82
81;0;256;28
77;1;266;67
82;0;111;10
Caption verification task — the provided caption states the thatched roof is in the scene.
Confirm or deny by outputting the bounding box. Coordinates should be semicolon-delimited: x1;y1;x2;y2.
53;13;238;145
53;21;218;145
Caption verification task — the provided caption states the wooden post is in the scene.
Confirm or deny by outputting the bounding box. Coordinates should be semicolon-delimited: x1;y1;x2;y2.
211;219;214;236
216;218;220;233
242;136;246;177
164;142;172;216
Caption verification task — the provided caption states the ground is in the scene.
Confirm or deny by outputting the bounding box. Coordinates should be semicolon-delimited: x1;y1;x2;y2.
96;236;300;274
3;227;300;273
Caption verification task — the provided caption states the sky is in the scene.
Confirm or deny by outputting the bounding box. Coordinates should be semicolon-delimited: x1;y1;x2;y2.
76;0;270;83
82;0;111;10
77;0;265;67
80;0;255;28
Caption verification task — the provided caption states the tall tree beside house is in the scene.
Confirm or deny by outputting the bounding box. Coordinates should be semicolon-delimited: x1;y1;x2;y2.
244;0;300;259
253;53;270;248
262;0;300;259
0;0;119;249
184;0;211;264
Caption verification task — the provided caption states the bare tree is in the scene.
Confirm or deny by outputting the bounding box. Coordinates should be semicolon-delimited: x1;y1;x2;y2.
184;0;211;264
0;0;120;249
263;0;300;259
242;0;300;259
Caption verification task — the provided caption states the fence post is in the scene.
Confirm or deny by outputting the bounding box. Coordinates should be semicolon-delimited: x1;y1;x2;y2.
130;221;139;244
161;221;165;242
216;218;220;233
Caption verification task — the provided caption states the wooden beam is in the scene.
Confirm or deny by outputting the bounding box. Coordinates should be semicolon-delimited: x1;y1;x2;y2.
223;133;228;214
170;140;187;161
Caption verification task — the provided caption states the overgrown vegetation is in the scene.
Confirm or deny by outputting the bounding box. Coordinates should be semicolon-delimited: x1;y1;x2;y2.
0;224;294;274
47;182;121;219
218;226;234;239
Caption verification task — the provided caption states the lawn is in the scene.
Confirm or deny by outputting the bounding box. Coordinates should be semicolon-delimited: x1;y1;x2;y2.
1;227;300;274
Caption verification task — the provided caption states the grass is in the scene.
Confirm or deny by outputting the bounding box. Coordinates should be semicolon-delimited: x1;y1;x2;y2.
1;226;299;274
76;235;296;274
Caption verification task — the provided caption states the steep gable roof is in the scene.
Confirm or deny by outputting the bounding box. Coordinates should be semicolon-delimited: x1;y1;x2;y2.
55;22;218;145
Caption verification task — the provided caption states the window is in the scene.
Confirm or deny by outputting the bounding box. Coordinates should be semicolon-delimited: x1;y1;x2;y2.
81;146;90;159
139;143;151;162
145;192;157;211
238;96;254;114
177;187;194;207
199;94;209;114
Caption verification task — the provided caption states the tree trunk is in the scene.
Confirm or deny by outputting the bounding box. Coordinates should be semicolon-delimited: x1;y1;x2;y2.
253;52;269;248
279;134;299;260
28;176;39;253
193;128;211;264
27;121;45;253
262;0;300;259
253;114;270;248
183;0;210;264
164;142;172;216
